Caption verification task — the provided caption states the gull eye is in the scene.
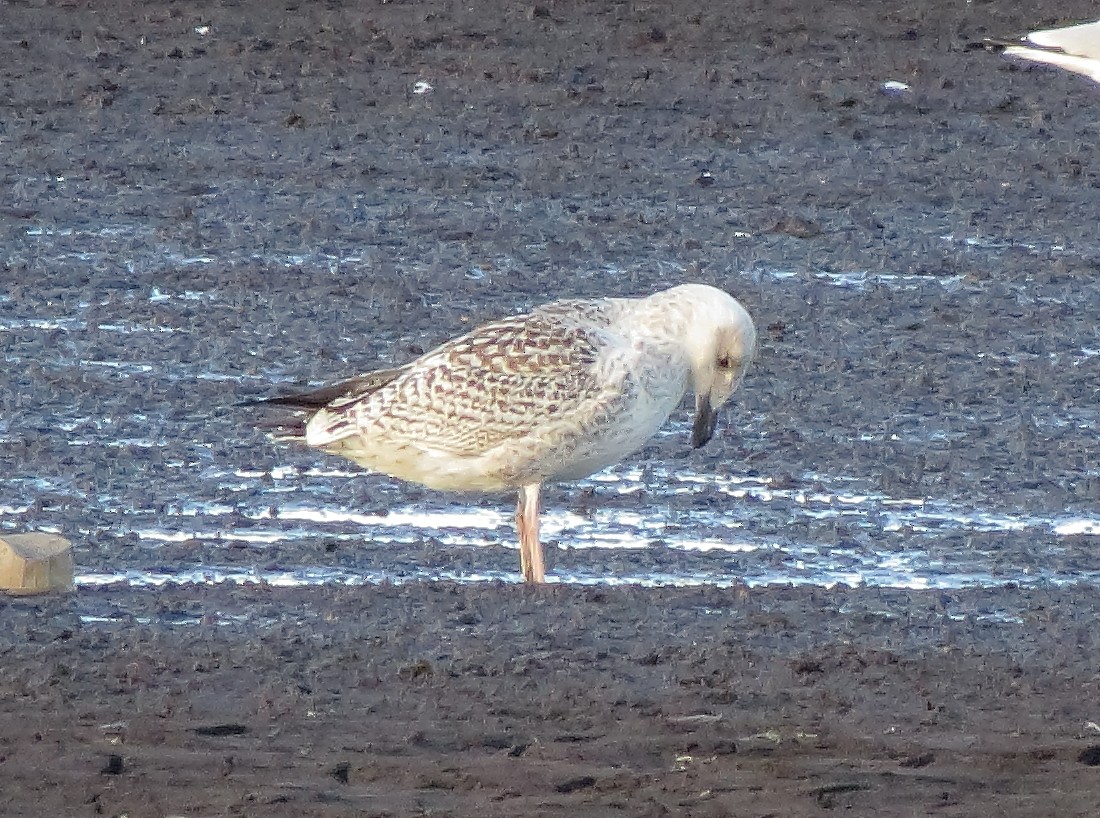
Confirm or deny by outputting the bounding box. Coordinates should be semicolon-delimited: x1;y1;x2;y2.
716;355;733;370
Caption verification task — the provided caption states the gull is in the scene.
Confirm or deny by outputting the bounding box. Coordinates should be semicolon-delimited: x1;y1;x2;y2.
993;18;1100;85
253;283;756;583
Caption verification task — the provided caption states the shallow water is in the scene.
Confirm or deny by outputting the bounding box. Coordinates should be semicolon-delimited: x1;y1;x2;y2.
61;465;1100;590
5;226;1100;592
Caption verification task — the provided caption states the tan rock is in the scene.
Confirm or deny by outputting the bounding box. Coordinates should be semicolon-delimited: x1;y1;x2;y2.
0;533;74;595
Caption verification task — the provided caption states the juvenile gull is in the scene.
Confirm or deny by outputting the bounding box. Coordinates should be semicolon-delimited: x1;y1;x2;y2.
255;283;756;583
992;19;1100;85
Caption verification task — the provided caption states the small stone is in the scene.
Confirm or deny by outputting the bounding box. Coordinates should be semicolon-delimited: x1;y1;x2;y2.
1078;745;1100;766
102;754;124;775
556;775;596;793
330;761;350;783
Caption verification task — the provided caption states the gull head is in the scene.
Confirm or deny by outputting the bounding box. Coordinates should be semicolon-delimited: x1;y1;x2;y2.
651;284;757;448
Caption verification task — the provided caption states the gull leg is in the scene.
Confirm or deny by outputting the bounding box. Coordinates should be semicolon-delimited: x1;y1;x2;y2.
516;483;546;583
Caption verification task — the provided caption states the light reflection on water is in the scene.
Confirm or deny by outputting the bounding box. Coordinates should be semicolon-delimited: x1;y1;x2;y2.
5;459;1097;591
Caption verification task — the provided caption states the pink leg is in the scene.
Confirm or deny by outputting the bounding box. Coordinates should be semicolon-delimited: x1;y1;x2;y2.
516;483;546;583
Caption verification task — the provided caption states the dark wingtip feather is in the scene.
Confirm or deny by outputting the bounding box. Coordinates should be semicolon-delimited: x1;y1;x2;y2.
242;366;409;413
245;391;333;410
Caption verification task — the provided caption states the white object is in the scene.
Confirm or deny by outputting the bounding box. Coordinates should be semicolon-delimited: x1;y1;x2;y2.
1003;19;1100;84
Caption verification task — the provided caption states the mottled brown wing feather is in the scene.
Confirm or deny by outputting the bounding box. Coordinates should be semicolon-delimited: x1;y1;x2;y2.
310;308;617;457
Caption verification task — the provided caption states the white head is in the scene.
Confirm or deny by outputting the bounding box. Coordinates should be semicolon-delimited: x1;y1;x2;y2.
649;283;757;447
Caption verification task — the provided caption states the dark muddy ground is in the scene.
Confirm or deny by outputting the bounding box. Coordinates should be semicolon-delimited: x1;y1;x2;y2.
4;0;1100;814
5;583;1100;817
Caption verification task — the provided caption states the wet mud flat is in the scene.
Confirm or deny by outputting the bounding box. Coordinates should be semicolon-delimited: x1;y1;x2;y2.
2;580;1100;818
4;582;1100;818
6;0;1100;814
